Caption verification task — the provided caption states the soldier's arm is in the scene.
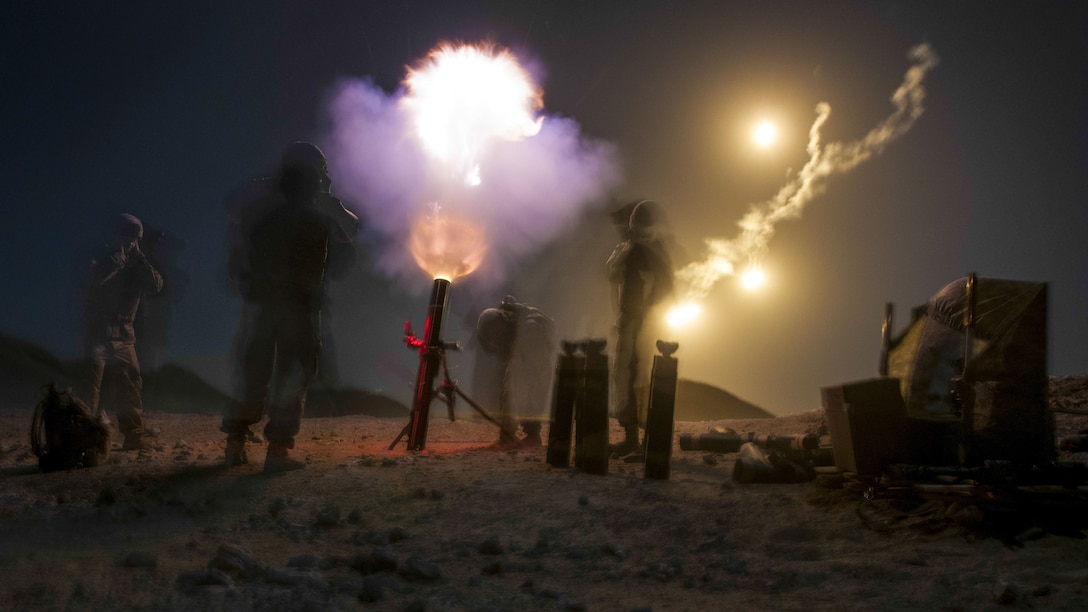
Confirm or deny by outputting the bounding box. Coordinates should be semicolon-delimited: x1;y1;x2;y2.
318;195;360;243
128;246;164;295
89;250;127;286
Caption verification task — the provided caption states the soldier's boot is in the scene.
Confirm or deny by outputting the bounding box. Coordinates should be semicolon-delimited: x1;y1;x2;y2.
609;425;641;458
522;423;543;448
225;434;248;467
489;431;524;450
122;433;156;452
264;442;305;473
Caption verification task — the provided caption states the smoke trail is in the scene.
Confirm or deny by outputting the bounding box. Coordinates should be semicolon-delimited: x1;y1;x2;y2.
321;44;621;290
678;43;940;301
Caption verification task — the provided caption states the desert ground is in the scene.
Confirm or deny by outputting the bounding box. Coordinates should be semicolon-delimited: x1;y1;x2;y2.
3;377;1088;611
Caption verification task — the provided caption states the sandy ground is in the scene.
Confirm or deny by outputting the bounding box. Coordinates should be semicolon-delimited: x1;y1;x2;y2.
3;384;1088;611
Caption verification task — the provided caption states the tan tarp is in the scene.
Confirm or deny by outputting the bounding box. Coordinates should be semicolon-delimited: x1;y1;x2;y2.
887;277;1051;465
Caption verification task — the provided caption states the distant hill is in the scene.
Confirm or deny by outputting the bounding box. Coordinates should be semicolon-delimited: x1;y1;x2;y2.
0;332;76;410
0;333;409;418
0;332;69;380
1;334;756;421
306;388;410;418
675;379;774;420
142;364;234;415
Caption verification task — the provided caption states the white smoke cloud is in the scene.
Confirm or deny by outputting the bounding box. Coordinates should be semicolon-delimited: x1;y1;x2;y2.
322;66;620;290
678;43;940;300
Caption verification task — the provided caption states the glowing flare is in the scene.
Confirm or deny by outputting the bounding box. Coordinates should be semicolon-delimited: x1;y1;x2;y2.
676;43;939;304
666;302;702;330
402;42;543;186
752;120;777;148
409;206;487;281
740;266;767;291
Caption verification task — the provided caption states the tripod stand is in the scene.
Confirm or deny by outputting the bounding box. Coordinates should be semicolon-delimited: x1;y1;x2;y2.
389;327;517;451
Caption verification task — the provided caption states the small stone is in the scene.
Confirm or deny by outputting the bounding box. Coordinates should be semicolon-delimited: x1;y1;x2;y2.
993;579;1017;605
96;487;117;507
209;542;262;580
478;535;504;555
175;568;233;591
120;551;158;568
387;526;410;543
399;555;442;581
315;504;341;527
369;547;399;573
287;554;321;569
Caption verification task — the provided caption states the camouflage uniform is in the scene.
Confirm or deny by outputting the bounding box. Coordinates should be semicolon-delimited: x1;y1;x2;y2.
83;214;163;449
222;143;359;465
606;201;672;453
476;298;555;446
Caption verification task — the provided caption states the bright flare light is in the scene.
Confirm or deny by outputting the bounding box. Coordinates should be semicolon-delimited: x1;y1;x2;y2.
752;120;777;148
409;205;487;281
403;42;543;187
740;266;767;291
677;45;938;305
665;302;702;330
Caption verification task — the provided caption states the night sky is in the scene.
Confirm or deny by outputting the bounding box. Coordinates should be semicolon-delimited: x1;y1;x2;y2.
3;1;1086;415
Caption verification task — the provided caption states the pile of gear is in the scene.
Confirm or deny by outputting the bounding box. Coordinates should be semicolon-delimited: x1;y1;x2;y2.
31;384;112;472
822;276;1088;520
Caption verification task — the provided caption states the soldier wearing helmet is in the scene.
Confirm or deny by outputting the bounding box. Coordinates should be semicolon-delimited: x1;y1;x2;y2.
476;296;555;448
83;213;163;451
222;142;360;472
606;200;674;457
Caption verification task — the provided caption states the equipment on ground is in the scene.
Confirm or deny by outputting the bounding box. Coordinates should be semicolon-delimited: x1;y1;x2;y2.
31;384;111;471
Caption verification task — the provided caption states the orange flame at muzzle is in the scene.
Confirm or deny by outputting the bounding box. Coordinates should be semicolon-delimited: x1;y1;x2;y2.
409;208;487;281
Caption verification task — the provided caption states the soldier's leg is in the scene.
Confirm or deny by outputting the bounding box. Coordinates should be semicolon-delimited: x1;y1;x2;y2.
515;352;552;447
520;419;543;446
223;302;276;436
224;303;277;466
111;339;148;449
612;318;642;428
496;360;520;445
264;305;320;453
611;316;643;455
82;340;107;414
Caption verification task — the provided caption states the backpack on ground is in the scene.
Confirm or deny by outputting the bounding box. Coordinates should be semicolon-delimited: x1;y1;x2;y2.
30;384;112;471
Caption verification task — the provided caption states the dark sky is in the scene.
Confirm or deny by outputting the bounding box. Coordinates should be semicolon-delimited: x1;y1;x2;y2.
3;1;1086;415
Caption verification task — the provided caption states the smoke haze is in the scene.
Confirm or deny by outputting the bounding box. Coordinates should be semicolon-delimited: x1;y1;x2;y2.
321;47;621;291
678;43;940;301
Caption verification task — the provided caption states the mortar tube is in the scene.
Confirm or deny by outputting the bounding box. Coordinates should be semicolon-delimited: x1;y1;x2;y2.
406;278;451;451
